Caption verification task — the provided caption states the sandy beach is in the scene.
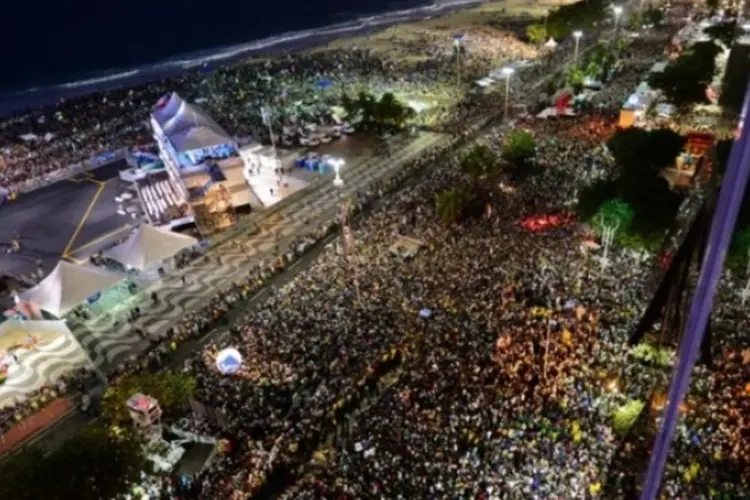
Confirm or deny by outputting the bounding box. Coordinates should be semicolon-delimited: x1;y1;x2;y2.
318;0;572;63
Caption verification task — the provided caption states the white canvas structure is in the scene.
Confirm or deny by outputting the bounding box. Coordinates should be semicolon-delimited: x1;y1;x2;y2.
0;320;96;408
152;92;234;152
103;224;198;271
19;261;122;317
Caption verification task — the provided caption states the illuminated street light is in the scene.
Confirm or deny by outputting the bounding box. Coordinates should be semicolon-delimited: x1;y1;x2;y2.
330;158;345;187
502;66;515;120
573;31;583;66
613;5;623;37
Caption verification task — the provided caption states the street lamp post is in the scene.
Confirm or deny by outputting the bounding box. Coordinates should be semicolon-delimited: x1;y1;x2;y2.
261;105;283;184
613;6;623;38
502;66;514;120
330;158;345;187
573;30;583;66
454;34;466;88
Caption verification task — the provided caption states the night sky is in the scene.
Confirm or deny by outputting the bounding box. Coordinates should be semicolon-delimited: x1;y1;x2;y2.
4;0;423;92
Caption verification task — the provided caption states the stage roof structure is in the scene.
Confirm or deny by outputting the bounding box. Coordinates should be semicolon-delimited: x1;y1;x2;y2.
19;261;122;317
103;224;198;271
152;92;234;152
0;319;95;409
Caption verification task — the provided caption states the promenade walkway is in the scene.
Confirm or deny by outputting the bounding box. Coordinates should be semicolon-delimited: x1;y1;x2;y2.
67;132;449;373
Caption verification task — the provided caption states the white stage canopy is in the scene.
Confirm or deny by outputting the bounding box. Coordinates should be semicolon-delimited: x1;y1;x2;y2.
19;261;122;317
103;224;198;271
152;92;234;152
0;320;95;409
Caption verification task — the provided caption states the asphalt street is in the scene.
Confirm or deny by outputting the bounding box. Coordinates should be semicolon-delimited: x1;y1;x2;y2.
0;162;129;278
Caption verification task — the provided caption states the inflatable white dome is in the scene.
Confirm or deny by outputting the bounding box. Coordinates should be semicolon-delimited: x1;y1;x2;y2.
215;347;243;374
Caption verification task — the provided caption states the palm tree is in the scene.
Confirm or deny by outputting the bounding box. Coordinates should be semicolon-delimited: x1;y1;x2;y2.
357;91;377;127
375;92;409;130
341;93;360;122
435;188;466;223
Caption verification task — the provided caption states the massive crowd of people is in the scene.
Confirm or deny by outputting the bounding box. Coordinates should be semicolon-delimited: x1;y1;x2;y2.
5;1;749;498
101;19;740;500
0;9;546;196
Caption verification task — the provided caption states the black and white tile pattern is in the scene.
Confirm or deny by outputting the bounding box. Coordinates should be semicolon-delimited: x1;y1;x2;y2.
67;133;448;371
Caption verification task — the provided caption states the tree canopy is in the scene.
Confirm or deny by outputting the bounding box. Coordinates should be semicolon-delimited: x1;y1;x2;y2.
0;426;148;500
340;91;414;131
460;144;501;182
578;128;686;248
102;370;196;426
703;21;736;47
525;24;547;44
501;130;537;178
607;127;687;173
649;42;720;108
435;188;466;224
546;0;608;40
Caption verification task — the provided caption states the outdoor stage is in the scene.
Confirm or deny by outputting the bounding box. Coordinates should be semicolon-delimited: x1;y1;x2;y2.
0;161;131;278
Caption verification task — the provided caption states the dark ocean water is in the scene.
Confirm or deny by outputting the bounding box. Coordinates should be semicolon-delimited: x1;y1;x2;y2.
2;0;483;113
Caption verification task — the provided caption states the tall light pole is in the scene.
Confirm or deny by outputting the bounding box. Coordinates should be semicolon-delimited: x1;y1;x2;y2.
260;106;277;158
261;105;282;184
454;34;466;88
573;30;583;66
330;158;344;187
613;6;624;38
502;66;515;120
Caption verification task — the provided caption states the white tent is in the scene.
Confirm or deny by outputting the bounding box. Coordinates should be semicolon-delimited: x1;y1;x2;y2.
152;92;234;152
19;261;122;317
103;224;198;271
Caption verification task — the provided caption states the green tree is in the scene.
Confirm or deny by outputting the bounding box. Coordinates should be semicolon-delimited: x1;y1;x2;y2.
526;24;547;44
627;13;643;31
728;227;750;270
502;130;536;169
608;128;685;232
565;67;586;94
0;426;148;500
356;91;378;126
375;92;413;130
102;371;196;426
435;188;466;223
649;42;720;108
546;0;607;40
704;22;735;47
460;144;500;182
607;127;686;173
584;43;617;82
340;93;360;122
576;180;618;220
644;7;664;26
590;198;635;234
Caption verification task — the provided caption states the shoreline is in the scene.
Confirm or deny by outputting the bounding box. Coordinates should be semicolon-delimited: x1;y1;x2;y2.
0;0;566;118
0;0;487;117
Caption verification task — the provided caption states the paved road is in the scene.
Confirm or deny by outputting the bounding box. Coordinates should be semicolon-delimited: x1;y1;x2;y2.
0;162;129;278
67;132;449;373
